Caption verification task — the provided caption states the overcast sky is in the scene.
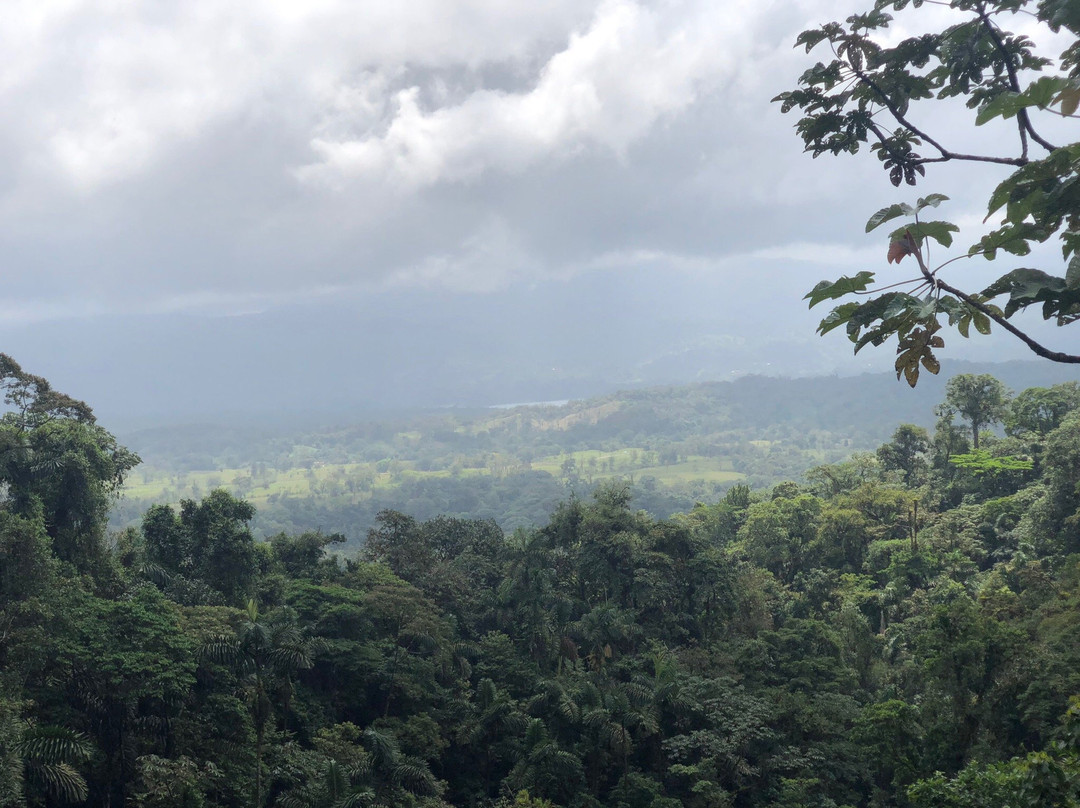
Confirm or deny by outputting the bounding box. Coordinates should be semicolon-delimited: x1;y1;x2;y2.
0;0;1074;420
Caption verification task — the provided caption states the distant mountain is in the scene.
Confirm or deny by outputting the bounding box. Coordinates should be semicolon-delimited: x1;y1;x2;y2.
3;266;1065;430
121;360;1080;470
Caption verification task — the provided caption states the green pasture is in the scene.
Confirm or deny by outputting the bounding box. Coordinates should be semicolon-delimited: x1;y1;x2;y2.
120;446;743;509
633;460;744;484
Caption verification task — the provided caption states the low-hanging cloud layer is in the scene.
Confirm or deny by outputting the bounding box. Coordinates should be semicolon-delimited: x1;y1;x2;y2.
2;0;918;320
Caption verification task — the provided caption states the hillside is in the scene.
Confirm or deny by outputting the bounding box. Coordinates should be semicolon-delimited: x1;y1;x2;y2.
112;362;1080;543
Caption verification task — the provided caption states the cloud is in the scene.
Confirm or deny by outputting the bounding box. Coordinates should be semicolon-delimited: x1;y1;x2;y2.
383;216;540;292
298;0;752;188
0;0;604;193
0;0;971;319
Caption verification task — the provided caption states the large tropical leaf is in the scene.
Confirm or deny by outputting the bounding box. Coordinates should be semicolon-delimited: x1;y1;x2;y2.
390;758;438;796
25;762;87;805
15;726;91;765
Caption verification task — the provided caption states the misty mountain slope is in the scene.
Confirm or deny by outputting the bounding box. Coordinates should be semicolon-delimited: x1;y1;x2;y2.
112;361;1080;542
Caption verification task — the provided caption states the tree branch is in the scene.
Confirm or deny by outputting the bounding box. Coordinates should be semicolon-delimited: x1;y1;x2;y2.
914;154;1027;167
910;244;1080;364
938;279;1079;363
852;66;1030;167
974;3;1058;153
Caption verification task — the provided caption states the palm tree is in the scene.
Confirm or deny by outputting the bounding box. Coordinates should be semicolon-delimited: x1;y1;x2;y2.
506;720;585;806
277;759;374;808
499;530;561;666
202;601;321;808
15;723;92;805
277;727;438;808
458;678;528;785
572;604;642;672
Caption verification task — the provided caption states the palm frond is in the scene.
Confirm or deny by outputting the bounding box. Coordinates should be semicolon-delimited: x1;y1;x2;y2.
15;725;91;765
390;758;437;796
361;728;399;769
25;762;87;804
336;788;375;808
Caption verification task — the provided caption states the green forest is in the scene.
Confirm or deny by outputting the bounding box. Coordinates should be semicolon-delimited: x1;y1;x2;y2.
5;0;1080;806
4;352;1080;808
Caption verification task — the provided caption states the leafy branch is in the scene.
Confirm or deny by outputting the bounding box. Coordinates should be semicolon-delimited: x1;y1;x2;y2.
807;195;1080;386
782;0;1080;380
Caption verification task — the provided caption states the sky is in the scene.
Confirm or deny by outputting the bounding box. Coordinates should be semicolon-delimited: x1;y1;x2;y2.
0;0;1075;423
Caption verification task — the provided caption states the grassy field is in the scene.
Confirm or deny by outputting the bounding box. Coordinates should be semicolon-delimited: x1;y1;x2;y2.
633;459;744;484
120;446;745;509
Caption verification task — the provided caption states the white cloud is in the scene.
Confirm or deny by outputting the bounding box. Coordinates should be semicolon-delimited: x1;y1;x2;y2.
299;0;756;188
0;0;944;317
0;0;604;192
383;216;540;292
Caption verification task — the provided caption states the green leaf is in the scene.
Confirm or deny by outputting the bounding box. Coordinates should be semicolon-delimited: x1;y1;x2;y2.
794;28;831;52
977;92;1033;125
1025;76;1064;108
881;292;920;321
1067;255;1080;290
854;323;895;353
1059;87;1080;117
972;223;1041;258
957;313;971;338
982;267;1062;300
981;267;1070;319
805;271;876;307
915;193;949;211
889;220;960;248
976;78;1071;125
817;301;861;335
866;203;915;232
972;311;992;335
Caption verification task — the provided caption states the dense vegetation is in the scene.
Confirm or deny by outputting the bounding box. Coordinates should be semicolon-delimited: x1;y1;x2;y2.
4;353;1080;808
112;362;1080;543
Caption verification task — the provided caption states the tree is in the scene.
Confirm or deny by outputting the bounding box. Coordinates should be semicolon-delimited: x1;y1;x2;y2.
907;696;1080;808
877;424;931;486
1006;382;1080;436
738;493;822;584
777;1;1080;383
49;585;197;807
269;531;346;580
14;724;92;805
202;601;320;808
944;374;1010;449
1029;409;1080;552
277;723;440;808
0;354;138;575
143;490;259;605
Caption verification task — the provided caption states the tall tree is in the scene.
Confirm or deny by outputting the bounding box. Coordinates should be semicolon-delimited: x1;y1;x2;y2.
0;354;138;576
943;374;1010;449
49;586;196;807
143;490;259;605
1005;382;1080;436
202;602;320;808
877;424;931;486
